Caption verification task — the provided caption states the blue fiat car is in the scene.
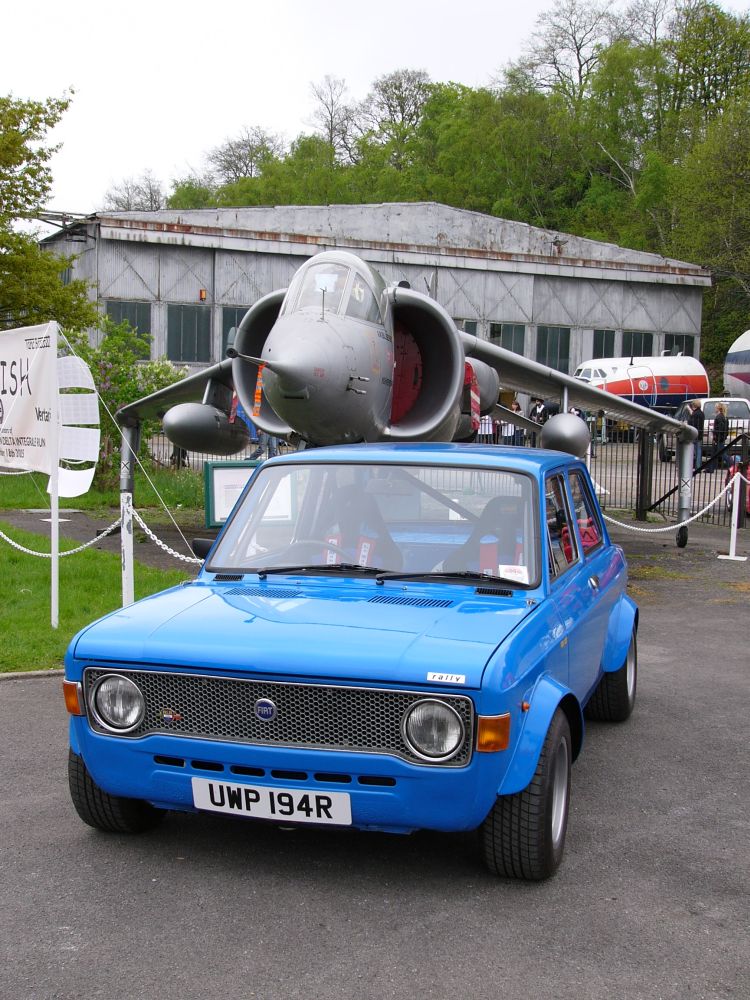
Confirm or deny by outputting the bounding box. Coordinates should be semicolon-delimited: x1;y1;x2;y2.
64;443;637;880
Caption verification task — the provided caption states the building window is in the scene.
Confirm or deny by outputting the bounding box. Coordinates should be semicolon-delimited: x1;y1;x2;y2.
105;300;151;337
593;329;615;358
536;326;570;373
167;304;211;363
489;323;525;354
222;306;250;359
664;334;694;357
622;331;654;357
455;318;478;335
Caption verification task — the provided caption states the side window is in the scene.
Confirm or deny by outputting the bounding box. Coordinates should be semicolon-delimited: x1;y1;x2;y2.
545;474;577;578
346;275;382;324
569;470;604;558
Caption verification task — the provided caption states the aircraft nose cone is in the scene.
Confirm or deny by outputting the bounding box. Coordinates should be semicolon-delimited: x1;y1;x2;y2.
262;316;335;397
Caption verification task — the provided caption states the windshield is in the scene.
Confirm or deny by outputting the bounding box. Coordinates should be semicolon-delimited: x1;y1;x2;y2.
208;462;539;585
288;263;350;315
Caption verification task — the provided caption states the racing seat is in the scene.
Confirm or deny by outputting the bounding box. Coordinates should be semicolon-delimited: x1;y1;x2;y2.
322;485;403;570
442;496;524;574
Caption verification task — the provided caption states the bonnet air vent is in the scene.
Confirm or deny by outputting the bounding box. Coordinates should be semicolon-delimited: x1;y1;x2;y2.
213;574;243;582
476;587;513;597
227;586;303;599
368;595;453;609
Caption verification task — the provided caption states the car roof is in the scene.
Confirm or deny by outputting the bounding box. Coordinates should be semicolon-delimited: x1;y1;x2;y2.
262;442;584;476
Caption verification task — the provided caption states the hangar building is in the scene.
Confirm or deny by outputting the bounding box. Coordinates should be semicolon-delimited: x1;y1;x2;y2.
41;202;711;374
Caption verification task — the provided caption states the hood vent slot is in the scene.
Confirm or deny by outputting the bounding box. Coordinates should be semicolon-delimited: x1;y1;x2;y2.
227;585;302;599
368;595;453;609
476;587;513;597
213;574;243;582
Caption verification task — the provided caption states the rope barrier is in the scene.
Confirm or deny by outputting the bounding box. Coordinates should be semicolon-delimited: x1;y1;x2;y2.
0;517;122;558
601;472;748;533
131;509;202;566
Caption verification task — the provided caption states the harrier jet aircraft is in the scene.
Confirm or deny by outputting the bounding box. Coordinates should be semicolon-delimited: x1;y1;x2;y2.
118;249;696;458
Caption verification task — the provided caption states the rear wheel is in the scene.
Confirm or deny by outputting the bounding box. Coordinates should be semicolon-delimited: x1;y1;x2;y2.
585;629;637;723
68;749;164;834
480;708;571;880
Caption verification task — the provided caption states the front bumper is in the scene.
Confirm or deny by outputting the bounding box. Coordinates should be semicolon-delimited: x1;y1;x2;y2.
69;719;510;835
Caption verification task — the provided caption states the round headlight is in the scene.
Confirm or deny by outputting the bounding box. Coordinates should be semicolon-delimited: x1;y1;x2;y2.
402;699;465;761
92;674;145;732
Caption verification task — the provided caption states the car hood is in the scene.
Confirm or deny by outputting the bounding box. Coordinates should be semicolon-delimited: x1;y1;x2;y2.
71;579;537;688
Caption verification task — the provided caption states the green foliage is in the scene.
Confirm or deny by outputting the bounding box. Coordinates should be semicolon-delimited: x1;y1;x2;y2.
0;91;99;330
0;93;69;225
66;317;187;487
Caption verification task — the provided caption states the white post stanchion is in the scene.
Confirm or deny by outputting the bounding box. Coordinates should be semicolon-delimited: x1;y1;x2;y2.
121;490;135;605
718;474;747;562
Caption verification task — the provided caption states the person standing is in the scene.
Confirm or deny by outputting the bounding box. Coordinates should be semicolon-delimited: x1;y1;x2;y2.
708;402;728;472
250;431;279;461
528;397;547;446
479;413;494;443
510;400;525;445
688;399;705;471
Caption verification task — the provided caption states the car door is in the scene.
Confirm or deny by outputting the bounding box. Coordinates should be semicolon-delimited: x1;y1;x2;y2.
545;470;613;702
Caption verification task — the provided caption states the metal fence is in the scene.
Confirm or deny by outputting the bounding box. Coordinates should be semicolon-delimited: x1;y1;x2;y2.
591;428;749;529
145;429;749;530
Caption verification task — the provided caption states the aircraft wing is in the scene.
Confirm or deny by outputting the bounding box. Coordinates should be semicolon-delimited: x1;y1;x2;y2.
116;359;234;426
461;333;694;438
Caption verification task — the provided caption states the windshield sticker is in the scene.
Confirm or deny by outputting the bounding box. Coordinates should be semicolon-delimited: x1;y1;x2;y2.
427;672;466;684
497;565;530;585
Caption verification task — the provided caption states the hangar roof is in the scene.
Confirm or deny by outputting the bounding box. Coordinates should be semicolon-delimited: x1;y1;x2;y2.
41;201;711;287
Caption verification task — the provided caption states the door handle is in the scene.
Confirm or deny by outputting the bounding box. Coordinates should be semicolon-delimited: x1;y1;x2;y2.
588;575;600;591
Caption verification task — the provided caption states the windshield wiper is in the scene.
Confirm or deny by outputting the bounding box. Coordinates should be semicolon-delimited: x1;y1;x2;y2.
256;563;386;579
375;569;521;586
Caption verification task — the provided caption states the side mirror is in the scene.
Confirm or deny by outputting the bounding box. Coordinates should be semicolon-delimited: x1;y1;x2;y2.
191;538;214;560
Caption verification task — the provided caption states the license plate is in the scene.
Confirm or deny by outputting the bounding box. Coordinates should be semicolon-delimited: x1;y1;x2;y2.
191;777;351;826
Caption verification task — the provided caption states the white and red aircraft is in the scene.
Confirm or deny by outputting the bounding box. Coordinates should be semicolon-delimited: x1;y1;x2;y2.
573;355;709;411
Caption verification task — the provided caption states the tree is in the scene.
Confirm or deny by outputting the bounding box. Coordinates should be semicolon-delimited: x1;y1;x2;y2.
167;174;218;210
513;0;627;112
0;92;97;331
102;170;166;211
357;70;432;169
66;317;187;485
207;127;285;184
309;76;358;162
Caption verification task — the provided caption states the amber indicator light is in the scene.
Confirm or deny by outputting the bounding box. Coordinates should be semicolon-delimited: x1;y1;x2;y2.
476;713;511;752
62;680;85;716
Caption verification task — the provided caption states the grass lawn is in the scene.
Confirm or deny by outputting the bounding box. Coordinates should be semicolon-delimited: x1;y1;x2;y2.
0;466;205;521
0;520;192;673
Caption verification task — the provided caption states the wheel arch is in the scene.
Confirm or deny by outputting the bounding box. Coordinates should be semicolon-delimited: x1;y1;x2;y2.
498;676;583;797
602;594;638;674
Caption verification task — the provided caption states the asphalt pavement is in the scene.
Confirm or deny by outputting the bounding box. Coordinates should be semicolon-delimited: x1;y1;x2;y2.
0;508;749;999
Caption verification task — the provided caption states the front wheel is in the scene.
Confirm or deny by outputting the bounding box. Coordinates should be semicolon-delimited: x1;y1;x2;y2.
68;749;164;834
585;629;637;723
480;708;571;880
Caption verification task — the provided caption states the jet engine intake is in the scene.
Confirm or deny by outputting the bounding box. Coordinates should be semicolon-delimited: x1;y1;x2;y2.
231;289;294;438
385;286;465;441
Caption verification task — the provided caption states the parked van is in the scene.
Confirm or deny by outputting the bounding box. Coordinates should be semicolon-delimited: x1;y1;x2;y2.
658;397;750;463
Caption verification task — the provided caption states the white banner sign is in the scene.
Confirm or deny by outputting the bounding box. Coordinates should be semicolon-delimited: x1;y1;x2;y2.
0;322;58;475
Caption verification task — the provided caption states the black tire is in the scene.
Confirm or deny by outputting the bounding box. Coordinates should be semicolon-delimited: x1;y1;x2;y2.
68;749;164;834
480;708;571;880
585;629;637;723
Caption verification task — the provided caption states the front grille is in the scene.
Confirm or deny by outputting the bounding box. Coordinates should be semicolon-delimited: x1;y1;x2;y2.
83;668;474;767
